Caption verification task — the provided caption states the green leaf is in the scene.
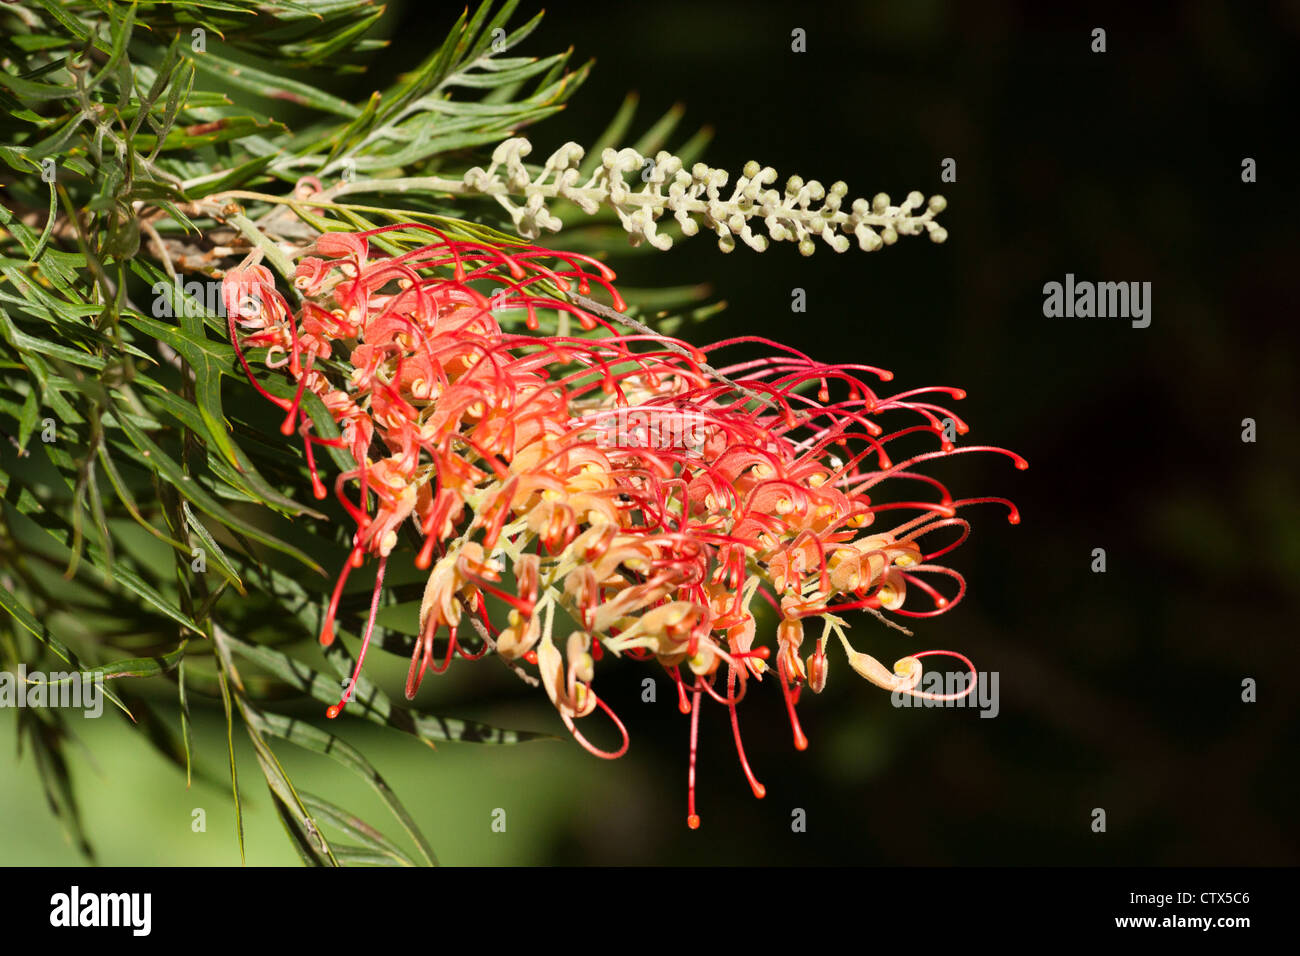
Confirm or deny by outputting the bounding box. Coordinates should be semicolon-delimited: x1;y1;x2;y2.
17;385;39;448
84;644;187;682
299;792;419;867
18;709;95;861
3;494;205;642
214;661;247;865
106;397;325;573
191;48;360;117
246;708;437;867
222;629;550;746
0;584;133;718
182;500;245;594
182;153;276;199
578;91;639;179
134;116;286;153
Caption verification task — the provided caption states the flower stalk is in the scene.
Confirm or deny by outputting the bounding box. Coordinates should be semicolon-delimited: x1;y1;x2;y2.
325;136;949;255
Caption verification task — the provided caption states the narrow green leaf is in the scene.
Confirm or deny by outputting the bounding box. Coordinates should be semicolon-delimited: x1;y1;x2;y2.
298;792;418;867
0;580;133;718
107;395;325;573
247;708;437;867
222;628;550;746
192;49;359;117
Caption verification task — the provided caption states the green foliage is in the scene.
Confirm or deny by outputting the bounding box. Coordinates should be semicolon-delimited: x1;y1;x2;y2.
0;0;719;865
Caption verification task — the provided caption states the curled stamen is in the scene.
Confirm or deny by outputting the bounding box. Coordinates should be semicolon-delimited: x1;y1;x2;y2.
900;649;978;702
566;692;631;761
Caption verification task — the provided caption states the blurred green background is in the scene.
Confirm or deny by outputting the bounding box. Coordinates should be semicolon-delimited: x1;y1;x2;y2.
3;0;1298;865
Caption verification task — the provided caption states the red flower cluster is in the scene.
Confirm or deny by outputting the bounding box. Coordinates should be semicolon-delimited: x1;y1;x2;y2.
224;224;1025;827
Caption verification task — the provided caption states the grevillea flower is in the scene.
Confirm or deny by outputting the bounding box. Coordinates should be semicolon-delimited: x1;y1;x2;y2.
224;221;1025;828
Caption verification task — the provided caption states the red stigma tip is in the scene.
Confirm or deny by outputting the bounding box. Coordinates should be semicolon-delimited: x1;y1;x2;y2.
687;814;700;829
752;782;767;799
326;704;342;719
523;650;538;665
793;728;809;751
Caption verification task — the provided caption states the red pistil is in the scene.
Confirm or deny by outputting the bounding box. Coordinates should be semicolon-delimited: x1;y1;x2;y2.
687;682;703;829
327;554;387;718
728;665;766;799
319;544;363;646
776;653;809;751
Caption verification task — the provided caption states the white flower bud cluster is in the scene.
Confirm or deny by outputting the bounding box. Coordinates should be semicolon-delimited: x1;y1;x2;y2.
461;137;947;255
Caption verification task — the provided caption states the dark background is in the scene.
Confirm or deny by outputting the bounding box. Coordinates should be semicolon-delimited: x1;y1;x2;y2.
363;0;1300;864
